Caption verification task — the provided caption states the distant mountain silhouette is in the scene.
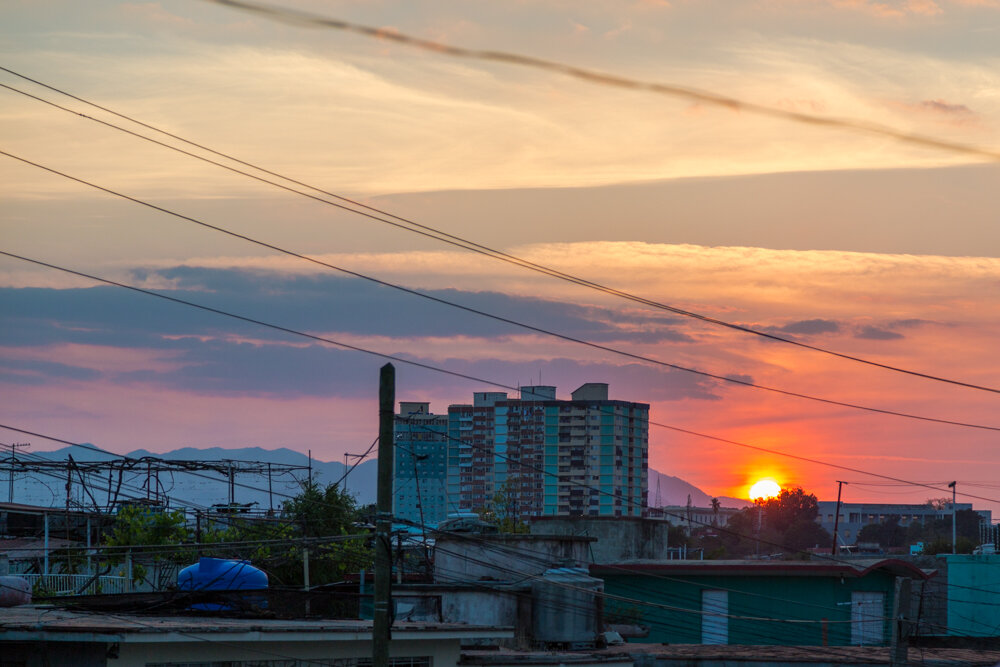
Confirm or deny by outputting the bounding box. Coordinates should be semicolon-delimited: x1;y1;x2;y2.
10;445;743;513
647;470;750;509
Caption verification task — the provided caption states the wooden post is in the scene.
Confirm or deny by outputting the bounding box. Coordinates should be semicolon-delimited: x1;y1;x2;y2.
374;364;395;667
890;576;912;667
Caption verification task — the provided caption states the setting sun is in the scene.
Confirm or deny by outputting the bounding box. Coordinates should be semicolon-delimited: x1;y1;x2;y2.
748;479;781;501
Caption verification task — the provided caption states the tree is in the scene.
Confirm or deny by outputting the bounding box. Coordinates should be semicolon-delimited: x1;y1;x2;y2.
103;504;191;585
857;515;906;548
706;486;830;558
240;479;372;586
476;479;529;533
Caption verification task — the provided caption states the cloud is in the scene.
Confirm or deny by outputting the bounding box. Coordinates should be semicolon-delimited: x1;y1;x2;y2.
855;324;905;340
919;99;974;115
825;0;942;17
775;319;841;335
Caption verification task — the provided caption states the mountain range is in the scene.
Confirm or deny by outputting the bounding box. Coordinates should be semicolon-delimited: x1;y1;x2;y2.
6;445;747;512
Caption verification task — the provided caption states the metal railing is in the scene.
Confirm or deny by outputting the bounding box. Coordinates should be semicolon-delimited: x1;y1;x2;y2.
19;573;132;596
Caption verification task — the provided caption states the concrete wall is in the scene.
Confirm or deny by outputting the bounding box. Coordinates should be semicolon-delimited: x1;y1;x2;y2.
528;517;671;563
945;554;1000;637
0;642;107;667
434;534;593;582
117;637;463;667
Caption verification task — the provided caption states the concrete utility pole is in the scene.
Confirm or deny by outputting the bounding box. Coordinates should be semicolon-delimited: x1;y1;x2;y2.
831;481;847;556
889;576;912;667
948;481;957;554
374;363;395;667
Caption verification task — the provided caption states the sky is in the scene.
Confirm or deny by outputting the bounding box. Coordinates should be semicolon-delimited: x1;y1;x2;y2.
2;0;999;513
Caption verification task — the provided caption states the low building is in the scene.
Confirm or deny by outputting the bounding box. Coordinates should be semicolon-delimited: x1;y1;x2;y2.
650;505;745;530
527;516;673;563
0;605;512;667
816;501;991;546
591;558;934;647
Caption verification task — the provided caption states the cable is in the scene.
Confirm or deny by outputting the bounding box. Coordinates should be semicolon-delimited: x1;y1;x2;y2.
331;436;378;489
2;235;998;432
2;70;997;396
9;421;999;612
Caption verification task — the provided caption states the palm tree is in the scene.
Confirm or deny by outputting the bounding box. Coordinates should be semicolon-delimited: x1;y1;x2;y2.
711;497;721;526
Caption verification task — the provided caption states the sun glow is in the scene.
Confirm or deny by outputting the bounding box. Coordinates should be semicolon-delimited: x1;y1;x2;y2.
748;479;781;501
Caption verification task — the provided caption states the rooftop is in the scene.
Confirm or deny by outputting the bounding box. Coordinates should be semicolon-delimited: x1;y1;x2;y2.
0;605;512;643
590;558;935;580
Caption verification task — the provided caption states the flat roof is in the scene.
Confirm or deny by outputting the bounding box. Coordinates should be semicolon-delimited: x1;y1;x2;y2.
0;606;513;644
462;644;1000;666
590;558;934;580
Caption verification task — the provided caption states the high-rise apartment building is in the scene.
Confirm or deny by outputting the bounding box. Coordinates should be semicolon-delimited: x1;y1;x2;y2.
393;384;649;526
393;401;449;527
447;383;649;520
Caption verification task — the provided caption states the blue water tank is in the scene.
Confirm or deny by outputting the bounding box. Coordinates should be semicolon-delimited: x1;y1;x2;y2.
178;557;268;591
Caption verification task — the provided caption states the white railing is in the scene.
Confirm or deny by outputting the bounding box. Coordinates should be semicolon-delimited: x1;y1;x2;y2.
19;573;132;596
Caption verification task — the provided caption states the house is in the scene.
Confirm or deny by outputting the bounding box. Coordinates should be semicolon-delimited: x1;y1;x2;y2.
0;604;512;667
591;558;934;647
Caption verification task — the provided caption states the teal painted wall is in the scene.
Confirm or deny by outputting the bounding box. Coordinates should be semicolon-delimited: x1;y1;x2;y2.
600;570;896;646
945;554;1000;637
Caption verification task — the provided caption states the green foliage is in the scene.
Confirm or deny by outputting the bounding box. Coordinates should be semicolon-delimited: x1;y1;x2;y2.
241;479;372;587
103;504;191;582
476;479;530;534
99;481;374;589
706;487;830;558
105;504;188;548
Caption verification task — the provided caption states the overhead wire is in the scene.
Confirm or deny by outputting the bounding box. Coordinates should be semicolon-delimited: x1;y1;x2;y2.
8;420;999;604
1;69;997;396
1;179;998;433
5;250;1000;501
8;421;1000;653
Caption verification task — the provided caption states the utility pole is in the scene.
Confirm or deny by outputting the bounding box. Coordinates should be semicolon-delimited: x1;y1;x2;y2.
949;481;957;554
889;576;912;667
374;363;395;667
831;481;847;556
6;442;30;503
343;452;367;494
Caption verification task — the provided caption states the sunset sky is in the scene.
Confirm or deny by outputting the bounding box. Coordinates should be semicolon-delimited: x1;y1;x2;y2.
2;0;999;512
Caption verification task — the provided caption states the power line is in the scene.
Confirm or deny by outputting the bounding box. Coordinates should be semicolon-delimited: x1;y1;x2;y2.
7;420;998;609
5;250;1000;494
2;70;996;396
1;186;997;432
